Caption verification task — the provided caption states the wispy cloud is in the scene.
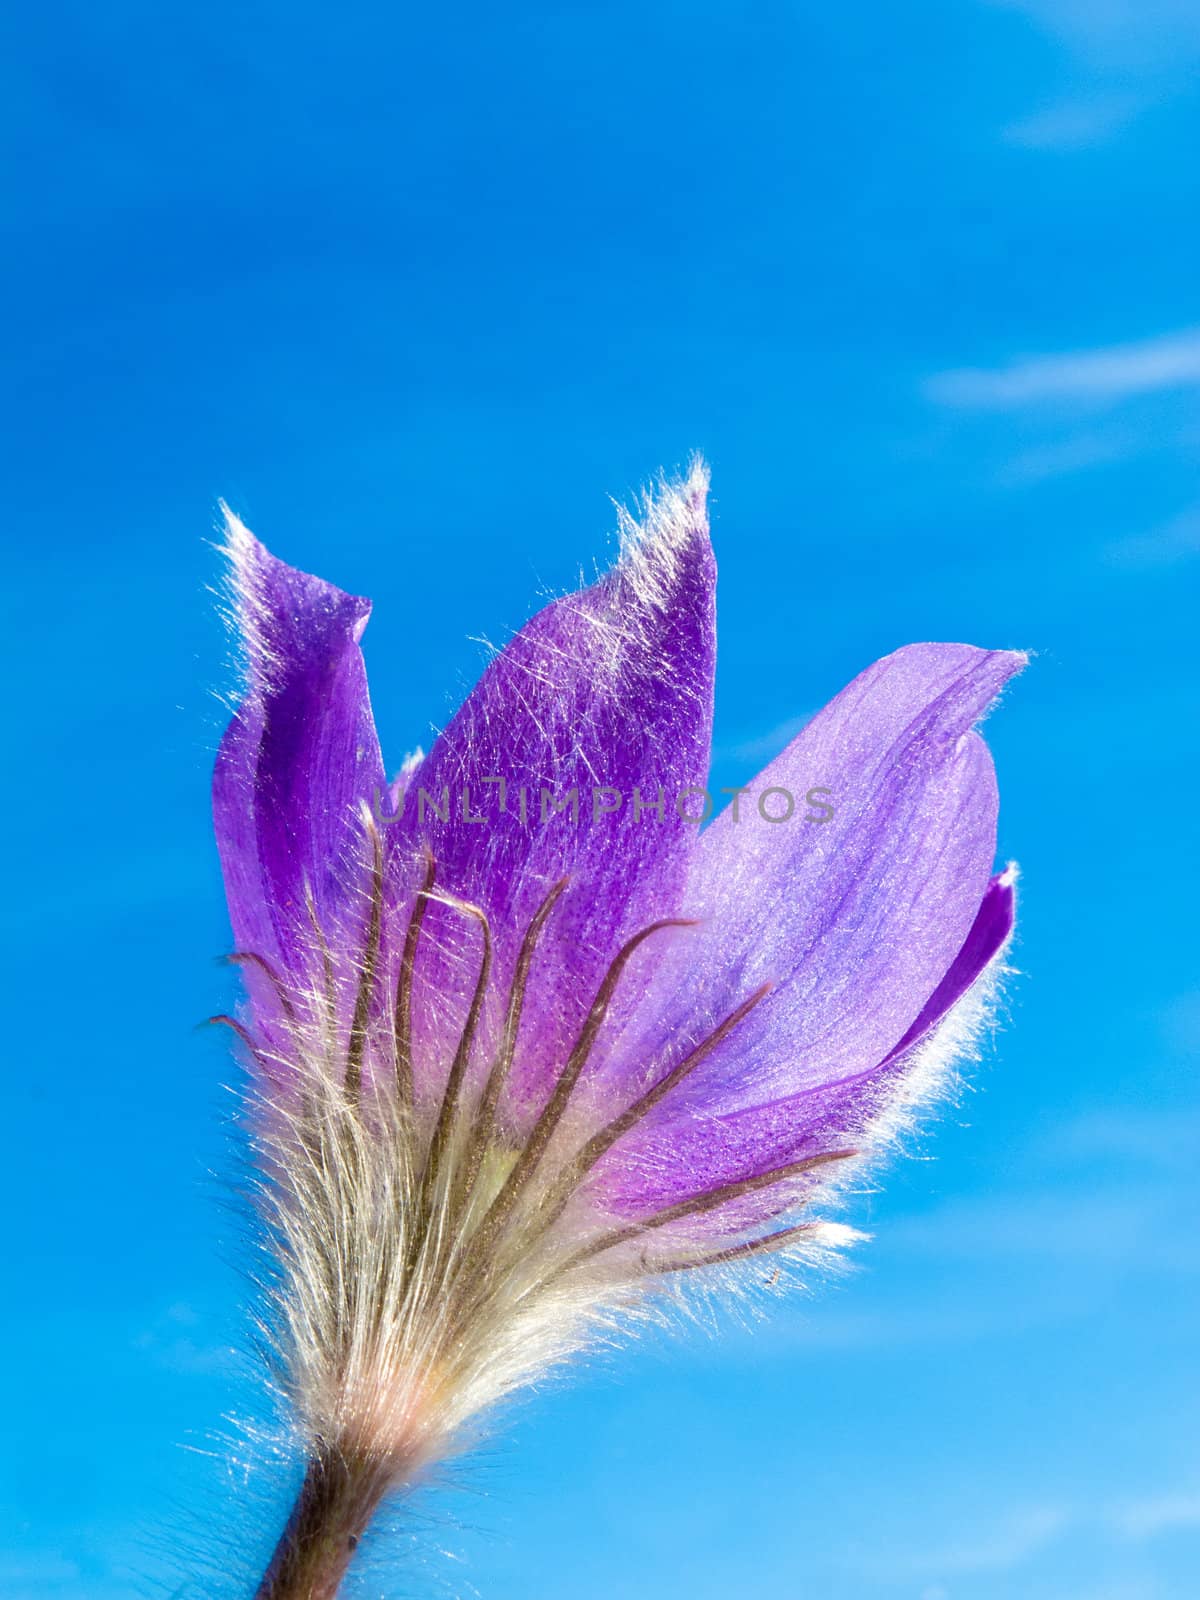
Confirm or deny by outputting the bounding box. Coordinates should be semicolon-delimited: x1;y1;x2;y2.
1106;507;1200;568
1161;989;1200;1051
0;1556;82;1588
1053;1104;1200;1167
861;1505;1071;1581
926;329;1200;409
1004;94;1141;149
995;431;1132;485
993;0;1200;68
716;714;811;767
887;1188;1171;1264
994;1;1200;153
1116;1489;1200;1539
134;1300;238;1376
859;1484;1200;1592
926;1506;1071;1575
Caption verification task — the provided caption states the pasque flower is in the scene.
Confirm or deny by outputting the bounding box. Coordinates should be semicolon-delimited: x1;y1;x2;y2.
212;464;1022;1598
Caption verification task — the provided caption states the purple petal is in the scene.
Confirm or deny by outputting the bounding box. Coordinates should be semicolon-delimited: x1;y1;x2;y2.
598;866;1016;1216
213;510;385;993
879;866;1016;1066
393;467;716;1117
595;643;1023;1206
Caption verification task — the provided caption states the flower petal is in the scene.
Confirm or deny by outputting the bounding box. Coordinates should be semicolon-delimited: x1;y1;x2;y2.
213;510;385;991
592;643;1022;1198
879;865;1016;1066
597;864;1016;1215
394;466;716;1117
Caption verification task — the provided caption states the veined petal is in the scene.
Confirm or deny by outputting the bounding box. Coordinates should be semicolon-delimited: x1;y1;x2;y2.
393;465;716;1117
596;864;1017;1212
213;510;385;1005
600;643;1024;1129
879;865;1016;1066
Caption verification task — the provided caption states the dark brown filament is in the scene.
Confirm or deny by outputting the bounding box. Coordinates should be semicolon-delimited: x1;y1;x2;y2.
225;951;300;1031
204;1012;272;1075
539;980;775;1227
205;1011;257;1050
477;915;698;1246
418;893;493;1206
344;816;385;1102
640;1218;822;1278
457;877;569;1206
553;1146;856;1281
393;850;437;1112
304;878;338;1040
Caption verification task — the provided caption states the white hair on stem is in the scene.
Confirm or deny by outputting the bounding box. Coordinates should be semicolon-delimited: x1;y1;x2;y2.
235;826;877;1597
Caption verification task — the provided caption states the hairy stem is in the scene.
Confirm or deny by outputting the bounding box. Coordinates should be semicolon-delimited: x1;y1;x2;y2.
254;1448;387;1600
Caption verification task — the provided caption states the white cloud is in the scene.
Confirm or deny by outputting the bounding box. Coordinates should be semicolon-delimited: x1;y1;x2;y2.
995;431;1131;485
1106;507;1200;568
926;329;1200;408
868;1505;1072;1580
1161;989;1200;1051
1115;1490;1200;1540
134;1300;238;1376
932;1506;1072;1574
993;2;1200;152
844;1471;1200;1596
1054;1104;1200;1167
717;714;811;767
0;1557;81;1586
884;1169;1200;1277
1004;94;1141;149
859;1484;1200;1593
993;0;1200;67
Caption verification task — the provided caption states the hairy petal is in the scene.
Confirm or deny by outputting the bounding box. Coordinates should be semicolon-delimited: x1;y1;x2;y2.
879;864;1016;1066
394;465;716;1118
213;510;385;1013
598;863;1016;1212
596;644;1024;1202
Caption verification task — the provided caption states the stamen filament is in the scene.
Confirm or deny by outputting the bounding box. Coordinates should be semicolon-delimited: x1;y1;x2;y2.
226;951;301;1029
457;877;569;1207
345;815;385;1101
477;916;698;1247
540;981;774;1226
639;1219;821;1278
557;1146;856;1278
419;893;493;1201
204;1012;272;1074
304;877;338;1050
394;850;437;1112
205;1011;257;1050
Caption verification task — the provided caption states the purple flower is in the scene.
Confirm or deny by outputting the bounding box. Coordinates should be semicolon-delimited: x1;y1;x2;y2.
213;464;1023;1598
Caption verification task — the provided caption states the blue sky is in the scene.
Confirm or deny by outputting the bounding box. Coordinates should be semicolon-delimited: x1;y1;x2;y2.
2;3;1198;1597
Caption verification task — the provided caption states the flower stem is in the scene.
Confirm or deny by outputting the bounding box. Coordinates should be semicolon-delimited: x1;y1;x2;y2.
255;1448;386;1600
